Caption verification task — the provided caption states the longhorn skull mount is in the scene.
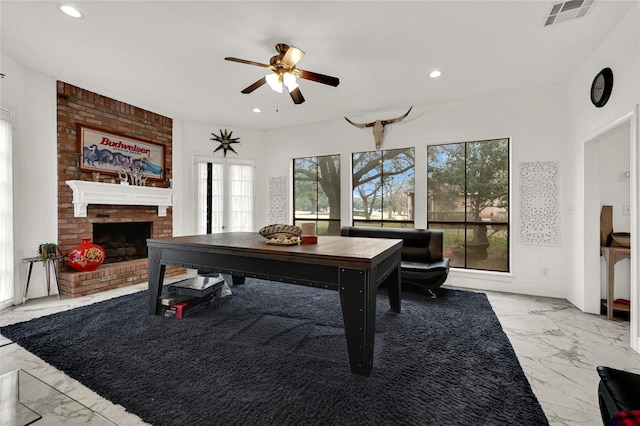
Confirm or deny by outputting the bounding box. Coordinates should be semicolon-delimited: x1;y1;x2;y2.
344;106;413;149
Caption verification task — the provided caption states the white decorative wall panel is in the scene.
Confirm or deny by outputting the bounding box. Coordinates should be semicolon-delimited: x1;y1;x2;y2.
519;161;559;245
268;176;287;224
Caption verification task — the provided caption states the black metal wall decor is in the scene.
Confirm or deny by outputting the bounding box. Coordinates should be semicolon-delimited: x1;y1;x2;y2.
210;129;240;157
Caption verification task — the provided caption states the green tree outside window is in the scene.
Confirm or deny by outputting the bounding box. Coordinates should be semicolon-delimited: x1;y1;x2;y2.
428;139;509;272
352;148;415;228
293;155;341;235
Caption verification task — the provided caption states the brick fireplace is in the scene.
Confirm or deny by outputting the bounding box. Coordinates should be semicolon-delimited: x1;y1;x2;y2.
56;82;184;297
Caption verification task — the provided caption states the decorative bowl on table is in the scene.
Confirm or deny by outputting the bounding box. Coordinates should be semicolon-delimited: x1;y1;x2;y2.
258;224;302;245
612;232;631;248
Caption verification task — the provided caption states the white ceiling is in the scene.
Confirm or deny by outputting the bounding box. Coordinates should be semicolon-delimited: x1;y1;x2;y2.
1;1;636;130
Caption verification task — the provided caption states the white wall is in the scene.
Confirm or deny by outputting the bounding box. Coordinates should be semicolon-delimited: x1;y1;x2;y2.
171;119;187;236
597;125;632;234
174;121;269;235
566;4;639;313
264;83;570;298
565;3;639;352
1;53;58;303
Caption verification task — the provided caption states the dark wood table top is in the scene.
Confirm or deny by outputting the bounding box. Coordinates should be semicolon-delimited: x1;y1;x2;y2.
147;232;402;269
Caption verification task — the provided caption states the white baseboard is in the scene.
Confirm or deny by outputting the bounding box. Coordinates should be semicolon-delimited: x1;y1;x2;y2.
445;269;566;299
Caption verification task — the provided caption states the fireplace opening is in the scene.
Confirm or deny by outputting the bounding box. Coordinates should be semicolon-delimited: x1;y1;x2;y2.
93;222;152;264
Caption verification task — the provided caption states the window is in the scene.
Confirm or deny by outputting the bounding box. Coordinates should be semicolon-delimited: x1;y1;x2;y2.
195;158;254;234
293;155;341;235
427;138;509;272
352;148;415;228
0;114;14;307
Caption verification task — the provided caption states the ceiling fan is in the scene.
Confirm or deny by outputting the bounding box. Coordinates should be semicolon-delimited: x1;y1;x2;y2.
225;43;340;105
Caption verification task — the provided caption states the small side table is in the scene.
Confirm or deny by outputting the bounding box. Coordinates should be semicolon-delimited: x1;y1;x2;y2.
21;256;64;304
600;246;631;320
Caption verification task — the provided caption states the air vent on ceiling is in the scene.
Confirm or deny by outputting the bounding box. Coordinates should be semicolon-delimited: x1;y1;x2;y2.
544;0;594;26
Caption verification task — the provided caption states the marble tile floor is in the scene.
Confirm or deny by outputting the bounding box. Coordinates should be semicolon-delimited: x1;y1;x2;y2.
1;279;639;426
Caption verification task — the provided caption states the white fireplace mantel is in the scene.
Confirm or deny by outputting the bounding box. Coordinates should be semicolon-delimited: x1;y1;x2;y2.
65;180;176;218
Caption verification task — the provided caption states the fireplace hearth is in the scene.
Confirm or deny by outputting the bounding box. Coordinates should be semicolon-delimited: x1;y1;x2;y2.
93;222;151;264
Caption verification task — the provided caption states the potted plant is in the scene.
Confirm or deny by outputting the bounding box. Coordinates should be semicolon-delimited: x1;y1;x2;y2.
38;243;59;261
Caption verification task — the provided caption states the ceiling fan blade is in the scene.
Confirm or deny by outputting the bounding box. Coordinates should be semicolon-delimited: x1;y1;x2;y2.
297;69;340;87
241;77;267;94
289;87;305;104
282;46;305;68
225;57;271;68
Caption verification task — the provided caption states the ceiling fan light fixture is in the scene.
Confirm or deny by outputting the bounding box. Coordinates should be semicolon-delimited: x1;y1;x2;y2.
265;73;283;93
58;3;83;18
283;72;298;92
225;43;339;105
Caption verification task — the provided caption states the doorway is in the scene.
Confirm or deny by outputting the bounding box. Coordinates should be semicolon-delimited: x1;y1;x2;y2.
583;106;639;352
195;157;255;234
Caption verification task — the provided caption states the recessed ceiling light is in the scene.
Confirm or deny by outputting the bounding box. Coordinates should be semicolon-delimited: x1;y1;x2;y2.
58;4;83;18
429;70;442;78
252;108;261;113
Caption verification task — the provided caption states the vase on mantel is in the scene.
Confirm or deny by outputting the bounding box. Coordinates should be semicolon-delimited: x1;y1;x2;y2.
67;238;105;272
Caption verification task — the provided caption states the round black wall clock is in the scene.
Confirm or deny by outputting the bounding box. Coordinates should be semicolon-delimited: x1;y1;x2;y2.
590;67;614;108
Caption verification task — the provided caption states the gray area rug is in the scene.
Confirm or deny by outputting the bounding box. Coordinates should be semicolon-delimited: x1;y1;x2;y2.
1;278;548;425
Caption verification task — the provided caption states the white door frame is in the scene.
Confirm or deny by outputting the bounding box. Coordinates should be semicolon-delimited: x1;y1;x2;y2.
582;105;639;352
193;155;256;234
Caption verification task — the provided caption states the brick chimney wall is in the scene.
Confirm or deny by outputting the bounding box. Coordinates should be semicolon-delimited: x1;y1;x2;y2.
56;81;184;297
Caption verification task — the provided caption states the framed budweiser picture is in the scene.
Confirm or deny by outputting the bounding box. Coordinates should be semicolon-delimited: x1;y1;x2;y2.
78;124;165;181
